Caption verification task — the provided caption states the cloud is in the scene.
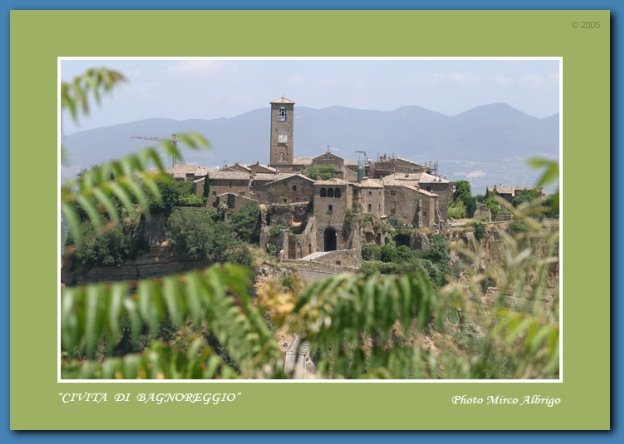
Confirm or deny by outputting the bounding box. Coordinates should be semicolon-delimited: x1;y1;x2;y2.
434;71;481;84
166;60;225;77
520;73;545;88
485;74;513;86
287;74;306;86
466;170;486;179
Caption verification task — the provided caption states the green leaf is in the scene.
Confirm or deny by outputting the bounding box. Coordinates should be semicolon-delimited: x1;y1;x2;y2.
162;276;185;327
85;284;103;357
61;202;82;245
108;282;127;345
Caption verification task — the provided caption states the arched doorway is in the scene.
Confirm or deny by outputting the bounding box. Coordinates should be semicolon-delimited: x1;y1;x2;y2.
324;227;337;251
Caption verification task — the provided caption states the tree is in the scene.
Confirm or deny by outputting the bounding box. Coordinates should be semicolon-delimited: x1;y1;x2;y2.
165;207;251;265
228;203;260;242
453;180;477;218
302;164;335;180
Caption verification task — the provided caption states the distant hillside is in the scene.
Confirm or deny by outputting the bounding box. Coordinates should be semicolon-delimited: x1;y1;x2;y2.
62;103;559;193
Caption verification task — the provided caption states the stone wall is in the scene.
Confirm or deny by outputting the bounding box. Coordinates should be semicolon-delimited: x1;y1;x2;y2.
306;249;362;268
354;186;384;217
285;216;317;259
62;249;210;285
284;257;360;284
422;181;452;222
266;176;315;204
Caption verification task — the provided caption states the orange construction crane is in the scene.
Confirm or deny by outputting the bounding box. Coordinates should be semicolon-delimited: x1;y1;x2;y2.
131;133;178;167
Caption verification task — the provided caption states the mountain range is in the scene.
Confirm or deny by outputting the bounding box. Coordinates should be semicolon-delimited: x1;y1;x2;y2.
62;103;559;193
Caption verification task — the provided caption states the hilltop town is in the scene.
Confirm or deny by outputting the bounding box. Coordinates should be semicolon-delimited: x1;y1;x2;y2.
167;97;455;267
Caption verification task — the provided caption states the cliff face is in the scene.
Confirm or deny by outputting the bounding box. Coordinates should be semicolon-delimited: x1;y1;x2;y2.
61;248;211;285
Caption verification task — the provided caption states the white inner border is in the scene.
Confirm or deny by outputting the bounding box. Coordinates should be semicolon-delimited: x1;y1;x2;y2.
57;56;563;384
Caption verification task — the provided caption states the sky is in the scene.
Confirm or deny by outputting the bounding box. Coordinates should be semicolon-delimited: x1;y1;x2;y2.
61;58;560;134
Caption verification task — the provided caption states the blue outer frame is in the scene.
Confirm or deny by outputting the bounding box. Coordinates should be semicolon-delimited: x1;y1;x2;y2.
2;1;619;442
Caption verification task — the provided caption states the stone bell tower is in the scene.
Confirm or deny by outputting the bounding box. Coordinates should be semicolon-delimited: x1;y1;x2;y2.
269;97;295;165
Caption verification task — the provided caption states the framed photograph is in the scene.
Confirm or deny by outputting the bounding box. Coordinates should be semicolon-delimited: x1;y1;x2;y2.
9;10;610;430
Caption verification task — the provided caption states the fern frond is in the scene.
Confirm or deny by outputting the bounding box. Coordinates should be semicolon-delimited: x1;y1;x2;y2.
61;264;282;378
61;338;237;379
61;67;126;123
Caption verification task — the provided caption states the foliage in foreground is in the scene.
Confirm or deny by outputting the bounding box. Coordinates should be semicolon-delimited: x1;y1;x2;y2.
60;67;559;380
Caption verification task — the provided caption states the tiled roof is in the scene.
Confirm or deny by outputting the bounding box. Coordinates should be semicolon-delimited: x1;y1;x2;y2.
253;172;293;183
222;163;252;172
402;184;438;197
270;97;295;104
265;173;314;187
313;178;349;186
206;170;251;180
292;157;314;165
313;152;344;162
167;164;208;179
353;178;384;189
382;172;449;185
248;163;277;173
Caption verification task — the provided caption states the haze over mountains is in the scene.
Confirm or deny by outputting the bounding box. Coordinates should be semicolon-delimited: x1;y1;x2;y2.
62;103;559;193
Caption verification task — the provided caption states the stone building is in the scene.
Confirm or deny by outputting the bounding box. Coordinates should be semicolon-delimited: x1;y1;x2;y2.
353;178;385;217
196;170;251;208
214;192;259;211
369;155;430;179
382;172;451;222
168;163;208;182
264;173;315;204
384;184;438;228
313;179;352;252
486;185;538;203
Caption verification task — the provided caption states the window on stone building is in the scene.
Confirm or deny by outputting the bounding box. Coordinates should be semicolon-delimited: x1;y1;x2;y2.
368;191;372;196
292;185;297;191
368;204;372;212
334;188;341;198
391;208;396;215
283;199;287;203
320;188;327;197
279;106;287;122
328;204;333;211
328;188;334;198
279;152;285;162
390;190;396;196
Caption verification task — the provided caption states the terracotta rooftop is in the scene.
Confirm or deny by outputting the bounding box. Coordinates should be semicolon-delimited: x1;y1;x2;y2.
270;97;295;104
292;157;314;165
205;169;251;180
253;172;294;183
353;178;384;188
313;178;349;186
265;173;314;186
382;172;449;185
402;184;438;197
167;164;209;179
